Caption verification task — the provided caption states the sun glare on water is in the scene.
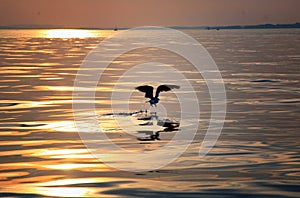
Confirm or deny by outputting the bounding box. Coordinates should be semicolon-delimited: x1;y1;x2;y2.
41;29;96;38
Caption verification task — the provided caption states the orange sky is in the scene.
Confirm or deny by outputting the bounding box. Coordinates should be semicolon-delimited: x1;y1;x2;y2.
0;0;299;28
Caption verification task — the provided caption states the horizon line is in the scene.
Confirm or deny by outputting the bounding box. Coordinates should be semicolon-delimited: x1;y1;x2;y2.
0;22;299;30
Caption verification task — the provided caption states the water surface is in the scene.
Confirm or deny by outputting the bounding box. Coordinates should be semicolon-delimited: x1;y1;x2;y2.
0;29;299;197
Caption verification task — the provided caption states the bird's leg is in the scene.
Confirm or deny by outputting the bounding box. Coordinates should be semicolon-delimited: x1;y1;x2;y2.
155;132;160;140
148;104;154;117
153;104;157;116
143;100;149;116
149;105;156;118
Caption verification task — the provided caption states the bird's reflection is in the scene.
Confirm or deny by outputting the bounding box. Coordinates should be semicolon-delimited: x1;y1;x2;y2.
136;113;180;141
137;131;160;141
99;101;180;141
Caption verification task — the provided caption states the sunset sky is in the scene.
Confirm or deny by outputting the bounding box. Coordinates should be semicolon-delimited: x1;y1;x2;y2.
0;0;299;28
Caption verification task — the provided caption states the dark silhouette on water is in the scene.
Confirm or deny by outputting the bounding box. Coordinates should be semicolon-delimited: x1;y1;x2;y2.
137;131;160;141
137;124;180;141
136;113;180;141
135;84;180;106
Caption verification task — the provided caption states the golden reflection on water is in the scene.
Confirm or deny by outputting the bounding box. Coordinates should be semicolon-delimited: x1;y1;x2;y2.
42;163;106;170
40;121;78;132
34;187;94;197
40;29;96;39
36;29;115;39
33;177;126;197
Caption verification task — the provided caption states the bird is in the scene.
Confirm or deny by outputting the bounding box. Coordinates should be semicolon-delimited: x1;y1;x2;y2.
135;84;180;106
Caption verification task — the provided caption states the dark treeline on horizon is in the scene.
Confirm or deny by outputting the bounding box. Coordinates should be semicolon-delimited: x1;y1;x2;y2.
0;22;299;30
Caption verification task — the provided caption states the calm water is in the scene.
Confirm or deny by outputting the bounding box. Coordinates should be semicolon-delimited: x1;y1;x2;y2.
0;29;299;197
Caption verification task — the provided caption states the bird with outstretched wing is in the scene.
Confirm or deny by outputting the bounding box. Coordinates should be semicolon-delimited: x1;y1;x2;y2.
135;84;180;106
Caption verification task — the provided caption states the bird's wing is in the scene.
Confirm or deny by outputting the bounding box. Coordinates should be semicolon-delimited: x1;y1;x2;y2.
135;85;154;99
155;85;180;98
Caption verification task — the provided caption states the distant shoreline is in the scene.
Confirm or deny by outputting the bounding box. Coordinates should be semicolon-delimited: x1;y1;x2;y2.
173;22;300;30
0;22;299;30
